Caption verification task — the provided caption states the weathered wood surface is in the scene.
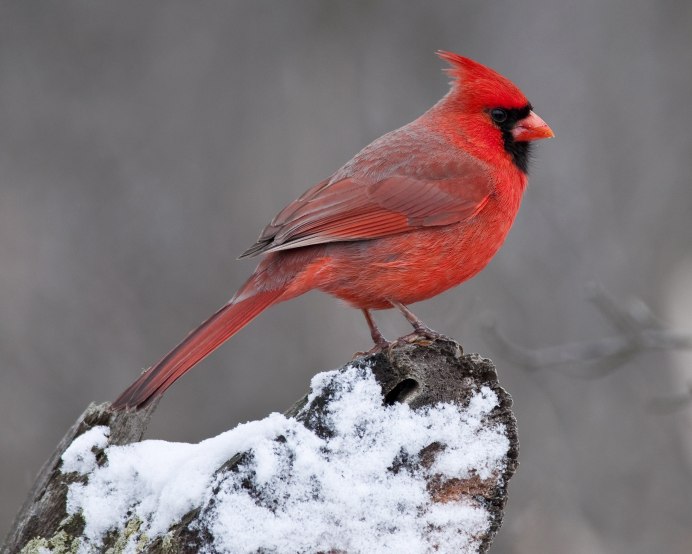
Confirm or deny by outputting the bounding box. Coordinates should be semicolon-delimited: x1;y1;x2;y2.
3;399;159;554
3;338;518;553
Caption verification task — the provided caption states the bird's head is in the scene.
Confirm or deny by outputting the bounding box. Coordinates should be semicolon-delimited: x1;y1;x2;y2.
435;51;554;174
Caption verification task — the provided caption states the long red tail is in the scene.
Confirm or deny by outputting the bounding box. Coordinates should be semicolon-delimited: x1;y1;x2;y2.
111;286;285;410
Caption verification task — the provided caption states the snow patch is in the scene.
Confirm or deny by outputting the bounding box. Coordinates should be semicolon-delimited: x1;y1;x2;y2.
61;425;110;474
62;364;509;553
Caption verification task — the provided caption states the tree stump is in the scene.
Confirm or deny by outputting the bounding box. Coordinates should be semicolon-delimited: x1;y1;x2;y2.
3;338;518;554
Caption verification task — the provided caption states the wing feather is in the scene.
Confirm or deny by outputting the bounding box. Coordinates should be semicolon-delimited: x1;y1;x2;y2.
239;153;492;258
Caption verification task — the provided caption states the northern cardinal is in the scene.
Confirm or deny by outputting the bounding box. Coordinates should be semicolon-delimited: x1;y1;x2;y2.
112;51;553;410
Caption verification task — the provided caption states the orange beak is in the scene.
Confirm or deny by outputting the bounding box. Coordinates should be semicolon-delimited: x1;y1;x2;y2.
511;110;554;142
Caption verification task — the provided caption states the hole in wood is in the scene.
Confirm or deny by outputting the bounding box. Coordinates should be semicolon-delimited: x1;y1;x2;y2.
384;378;420;405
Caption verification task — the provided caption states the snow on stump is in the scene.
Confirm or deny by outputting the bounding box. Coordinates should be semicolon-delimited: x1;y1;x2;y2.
5;338;518;554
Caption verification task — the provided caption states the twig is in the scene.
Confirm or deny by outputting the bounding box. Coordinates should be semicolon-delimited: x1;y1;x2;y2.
482;284;692;408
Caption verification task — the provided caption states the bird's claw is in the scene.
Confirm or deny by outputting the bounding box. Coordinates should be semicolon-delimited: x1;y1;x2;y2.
352;338;392;359
401;326;448;343
353;327;448;359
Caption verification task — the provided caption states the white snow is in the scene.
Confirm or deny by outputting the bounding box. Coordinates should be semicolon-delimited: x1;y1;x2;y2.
61;425;110;474
61;364;510;553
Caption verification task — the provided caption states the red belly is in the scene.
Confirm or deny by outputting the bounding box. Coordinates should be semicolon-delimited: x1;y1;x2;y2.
314;214;513;309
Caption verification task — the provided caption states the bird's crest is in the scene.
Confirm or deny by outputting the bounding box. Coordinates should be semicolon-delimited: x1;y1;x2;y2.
436;50;528;110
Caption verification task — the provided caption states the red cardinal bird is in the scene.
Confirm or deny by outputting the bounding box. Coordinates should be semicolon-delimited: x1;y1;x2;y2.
112;51;553;410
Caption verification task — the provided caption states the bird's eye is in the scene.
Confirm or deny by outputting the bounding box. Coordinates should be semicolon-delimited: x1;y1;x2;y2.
490;108;508;124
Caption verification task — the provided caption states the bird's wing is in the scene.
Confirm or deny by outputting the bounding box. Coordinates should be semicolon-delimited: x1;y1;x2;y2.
239;156;492;258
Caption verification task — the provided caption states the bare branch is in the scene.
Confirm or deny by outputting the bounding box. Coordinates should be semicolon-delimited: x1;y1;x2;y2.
482;284;692;392
647;383;692;414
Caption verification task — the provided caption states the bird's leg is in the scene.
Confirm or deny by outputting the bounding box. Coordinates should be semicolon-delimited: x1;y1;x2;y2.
363;309;389;349
352;309;391;358
390;300;432;333
390;300;446;343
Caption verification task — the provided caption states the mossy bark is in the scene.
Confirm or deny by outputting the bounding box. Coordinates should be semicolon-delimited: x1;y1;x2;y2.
3;338;517;554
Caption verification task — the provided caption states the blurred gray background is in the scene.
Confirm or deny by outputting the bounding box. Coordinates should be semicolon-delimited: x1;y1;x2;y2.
2;1;692;552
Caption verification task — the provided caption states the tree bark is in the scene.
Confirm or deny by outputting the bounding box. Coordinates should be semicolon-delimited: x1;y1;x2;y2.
3;338;518;554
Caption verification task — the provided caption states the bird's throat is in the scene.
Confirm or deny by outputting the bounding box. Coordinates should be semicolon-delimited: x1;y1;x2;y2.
502;136;532;174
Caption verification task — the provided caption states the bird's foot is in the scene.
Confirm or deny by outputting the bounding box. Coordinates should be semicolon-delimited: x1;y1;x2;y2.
394;326;449;347
352;328;449;358
352;336;392;359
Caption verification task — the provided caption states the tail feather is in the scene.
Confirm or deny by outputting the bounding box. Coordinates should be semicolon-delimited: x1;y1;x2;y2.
111;288;284;410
